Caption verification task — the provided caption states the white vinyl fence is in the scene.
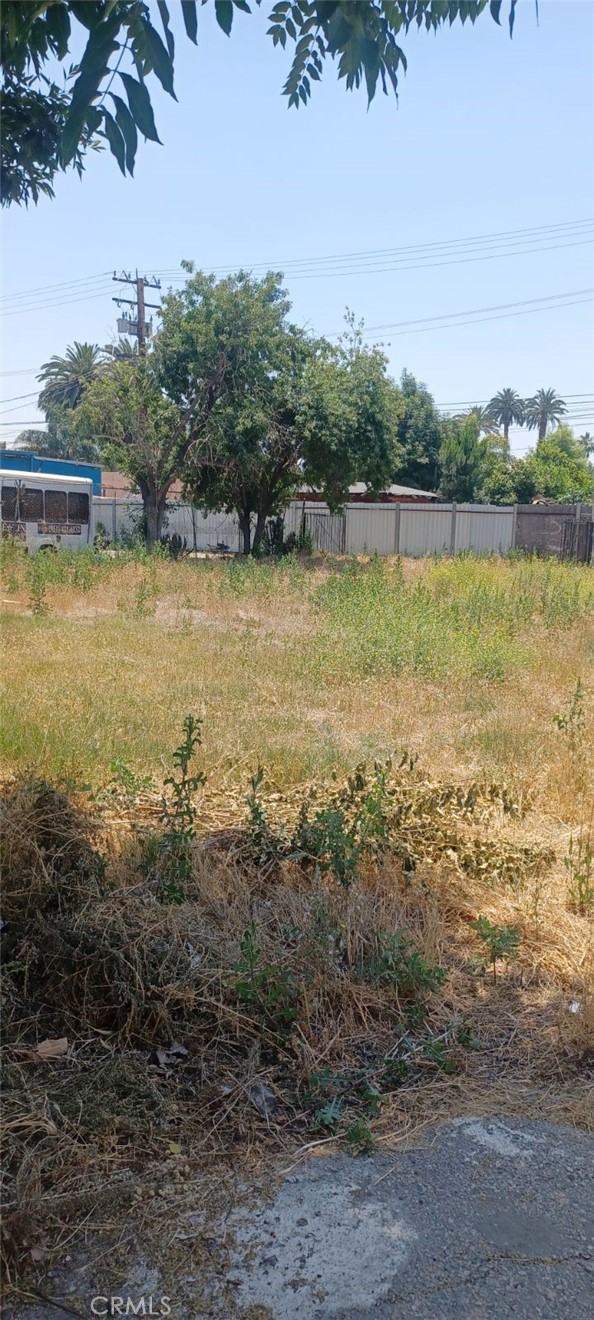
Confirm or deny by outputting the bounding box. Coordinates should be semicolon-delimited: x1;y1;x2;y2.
92;497;515;557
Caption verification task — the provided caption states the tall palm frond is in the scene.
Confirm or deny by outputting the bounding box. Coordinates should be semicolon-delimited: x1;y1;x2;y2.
524;388;567;441
103;338;139;361
37;341;105;412
487;388;525;440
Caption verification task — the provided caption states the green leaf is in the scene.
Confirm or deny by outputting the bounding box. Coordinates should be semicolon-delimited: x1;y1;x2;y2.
102;110;126;175
139;18;176;97
110;93;138;173
489;1;502;23
180;0;198;43
62;8;122;161
157;0;175;58
215;1;234;35
119;72;161;143
45;3;72;58
69;2;101;30
157;0;171;26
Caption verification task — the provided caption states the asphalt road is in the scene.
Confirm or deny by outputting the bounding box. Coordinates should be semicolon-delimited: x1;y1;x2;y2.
227;1117;594;1320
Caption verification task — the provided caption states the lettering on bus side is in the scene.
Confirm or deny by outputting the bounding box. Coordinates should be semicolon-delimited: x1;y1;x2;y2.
37;523;81;535
1;521;26;539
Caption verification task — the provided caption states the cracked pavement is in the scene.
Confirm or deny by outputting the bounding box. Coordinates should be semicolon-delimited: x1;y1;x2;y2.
225;1116;594;1319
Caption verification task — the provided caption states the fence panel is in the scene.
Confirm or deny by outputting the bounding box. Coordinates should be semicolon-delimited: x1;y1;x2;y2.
345;505;397;555
304;509;346;553
166;505;240;551
455;506;514;555
399;504;453;556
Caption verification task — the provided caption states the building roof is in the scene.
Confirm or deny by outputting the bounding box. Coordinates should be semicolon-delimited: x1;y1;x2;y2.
297;482;439;502
348;482;438;499
0;467;93;487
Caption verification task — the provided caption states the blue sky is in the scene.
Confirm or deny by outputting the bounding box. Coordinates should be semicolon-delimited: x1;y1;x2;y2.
2;0;593;454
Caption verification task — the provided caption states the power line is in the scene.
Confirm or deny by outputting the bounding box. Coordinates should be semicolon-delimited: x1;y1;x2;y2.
285;237;594;282
151;234;594;286
358;288;594;334
351;293;594;339
2;285;115;318
6;236;591;319
3;271;111;304
6;220;587;303
0;368;39;376
437;393;594;404
4;220;593;316
0;390;39;404
151;218;594;276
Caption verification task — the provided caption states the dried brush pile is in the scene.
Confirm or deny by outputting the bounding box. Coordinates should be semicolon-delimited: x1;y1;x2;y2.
1;755;592;1283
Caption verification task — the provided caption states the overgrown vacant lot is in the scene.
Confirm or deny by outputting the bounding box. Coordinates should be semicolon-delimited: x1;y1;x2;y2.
1;546;594;794
1;544;593;1298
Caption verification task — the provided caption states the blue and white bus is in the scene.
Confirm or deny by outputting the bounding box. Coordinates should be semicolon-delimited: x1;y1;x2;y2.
0;468;94;553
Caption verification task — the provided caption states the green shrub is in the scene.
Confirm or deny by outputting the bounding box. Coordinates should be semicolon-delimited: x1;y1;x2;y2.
228;921;300;1032
471;917;521;983
140;716;205;904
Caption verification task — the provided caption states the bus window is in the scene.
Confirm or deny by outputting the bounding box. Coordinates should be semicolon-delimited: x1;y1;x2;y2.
1;484;18;519
68;490;90;523
44;488;67;520
21;487;44;521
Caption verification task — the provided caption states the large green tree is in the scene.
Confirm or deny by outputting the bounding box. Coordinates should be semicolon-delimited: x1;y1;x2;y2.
512;426;593;503
478;432;515;505
2;2;532;206
438;413;486;502
524;388;567;441
170;288;402;554
72;358;185;545
393;370;442;493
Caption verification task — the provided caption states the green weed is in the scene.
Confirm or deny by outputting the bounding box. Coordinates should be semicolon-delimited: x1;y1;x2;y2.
228;921;300;1032
471;917;521;983
246;761;391;888
345;1119;374;1154
141;715;206;904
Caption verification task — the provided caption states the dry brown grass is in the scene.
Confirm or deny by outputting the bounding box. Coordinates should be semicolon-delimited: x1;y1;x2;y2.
0;547;593;1300
1;757;592;1289
1;548;593;815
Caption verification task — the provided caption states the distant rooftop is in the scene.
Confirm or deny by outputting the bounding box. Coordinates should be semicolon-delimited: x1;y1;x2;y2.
297;482;439;502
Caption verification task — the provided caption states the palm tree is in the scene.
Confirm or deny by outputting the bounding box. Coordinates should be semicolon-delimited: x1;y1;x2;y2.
103;337;139;361
524;388;567;441
463;404;497;435
37;341;105;412
487;388;525;441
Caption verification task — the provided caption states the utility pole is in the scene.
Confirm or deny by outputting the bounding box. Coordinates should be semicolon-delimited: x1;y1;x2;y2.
136;274;146;354
112;271;161;355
